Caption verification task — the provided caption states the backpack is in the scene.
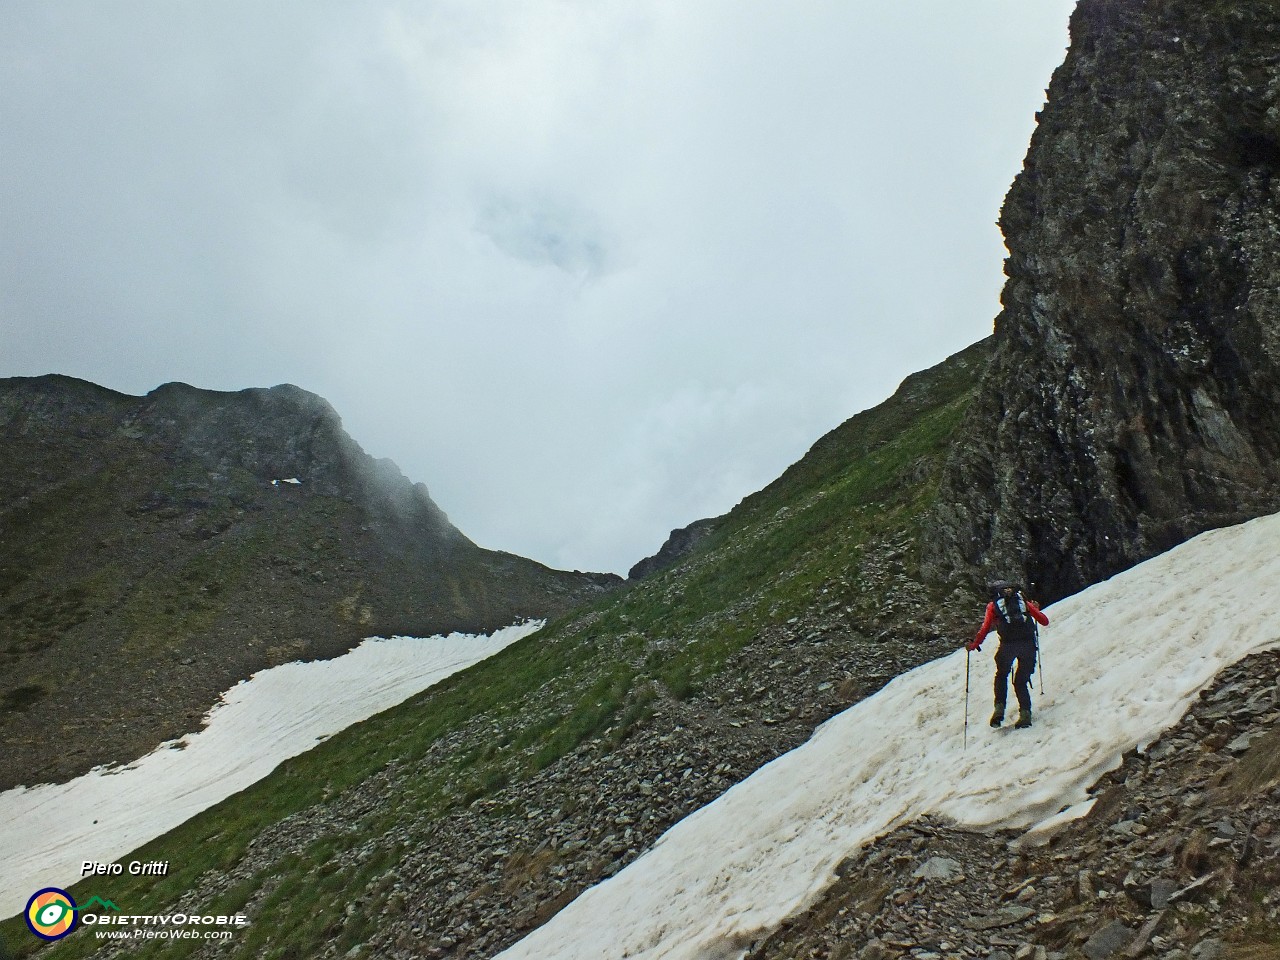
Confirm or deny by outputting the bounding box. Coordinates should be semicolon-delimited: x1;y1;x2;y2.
993;591;1037;643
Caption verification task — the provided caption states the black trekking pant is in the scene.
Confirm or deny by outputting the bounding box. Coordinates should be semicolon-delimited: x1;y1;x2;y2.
993;638;1037;715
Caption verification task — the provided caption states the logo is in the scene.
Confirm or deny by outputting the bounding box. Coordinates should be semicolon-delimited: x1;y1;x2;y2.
25;888;78;941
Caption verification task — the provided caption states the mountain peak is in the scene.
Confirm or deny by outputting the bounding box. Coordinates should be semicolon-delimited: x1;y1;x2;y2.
0;373;618;789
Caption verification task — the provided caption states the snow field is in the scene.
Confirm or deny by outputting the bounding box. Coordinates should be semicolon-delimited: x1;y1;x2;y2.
0;621;542;918
496;513;1280;960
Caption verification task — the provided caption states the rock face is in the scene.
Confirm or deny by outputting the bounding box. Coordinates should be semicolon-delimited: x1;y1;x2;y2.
928;0;1280;602
628;516;721;580
0;376;620;789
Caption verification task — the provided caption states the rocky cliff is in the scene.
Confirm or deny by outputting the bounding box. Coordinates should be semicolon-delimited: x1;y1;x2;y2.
0;376;619;789
928;0;1280;602
627;516;721;580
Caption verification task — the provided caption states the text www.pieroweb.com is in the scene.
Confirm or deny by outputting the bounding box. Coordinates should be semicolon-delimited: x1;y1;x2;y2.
96;928;235;941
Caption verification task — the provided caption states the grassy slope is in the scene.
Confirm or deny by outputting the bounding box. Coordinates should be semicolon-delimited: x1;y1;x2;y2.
1;338;992;959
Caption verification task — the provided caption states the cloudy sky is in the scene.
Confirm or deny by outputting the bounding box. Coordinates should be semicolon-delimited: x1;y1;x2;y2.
1;1;1077;576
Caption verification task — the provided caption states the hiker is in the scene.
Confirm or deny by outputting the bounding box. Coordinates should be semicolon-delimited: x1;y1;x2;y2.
966;580;1049;729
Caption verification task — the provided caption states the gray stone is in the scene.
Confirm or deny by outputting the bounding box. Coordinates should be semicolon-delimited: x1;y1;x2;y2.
1169;872;1218;904
1150;877;1180;910
859;941;895;960
1076;870;1095;902
1081;921;1134;960
1191;939;1224;960
913;856;963;882
963;906;1036;931
1226;733;1257;753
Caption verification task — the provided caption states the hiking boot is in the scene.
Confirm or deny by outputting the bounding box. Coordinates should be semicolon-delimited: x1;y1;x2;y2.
989;709;1004;728
1014;709;1032;729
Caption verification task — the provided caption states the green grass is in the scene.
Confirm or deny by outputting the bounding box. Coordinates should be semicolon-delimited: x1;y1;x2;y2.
115;530;267;656
0;341;991;959
632;382;977;699
1225;925;1280;960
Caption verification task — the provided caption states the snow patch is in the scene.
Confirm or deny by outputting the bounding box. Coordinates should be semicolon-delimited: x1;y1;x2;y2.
0;621;542;916
1014;797;1097;848
497;513;1280;960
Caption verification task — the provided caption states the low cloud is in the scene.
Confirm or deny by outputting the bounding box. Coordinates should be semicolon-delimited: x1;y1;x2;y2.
0;0;1077;575
477;196;612;279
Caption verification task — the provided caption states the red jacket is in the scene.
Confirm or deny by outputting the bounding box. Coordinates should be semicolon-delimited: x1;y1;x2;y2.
969;599;1048;650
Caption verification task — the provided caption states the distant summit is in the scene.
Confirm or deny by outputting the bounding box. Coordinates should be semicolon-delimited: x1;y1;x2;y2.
0;375;620;789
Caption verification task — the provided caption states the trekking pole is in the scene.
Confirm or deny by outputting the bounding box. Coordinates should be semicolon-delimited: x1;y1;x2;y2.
1030;582;1045;696
1036;625;1044;695
963;647;971;750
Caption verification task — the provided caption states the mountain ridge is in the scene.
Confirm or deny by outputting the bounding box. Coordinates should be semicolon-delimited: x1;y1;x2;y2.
0;375;619;790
